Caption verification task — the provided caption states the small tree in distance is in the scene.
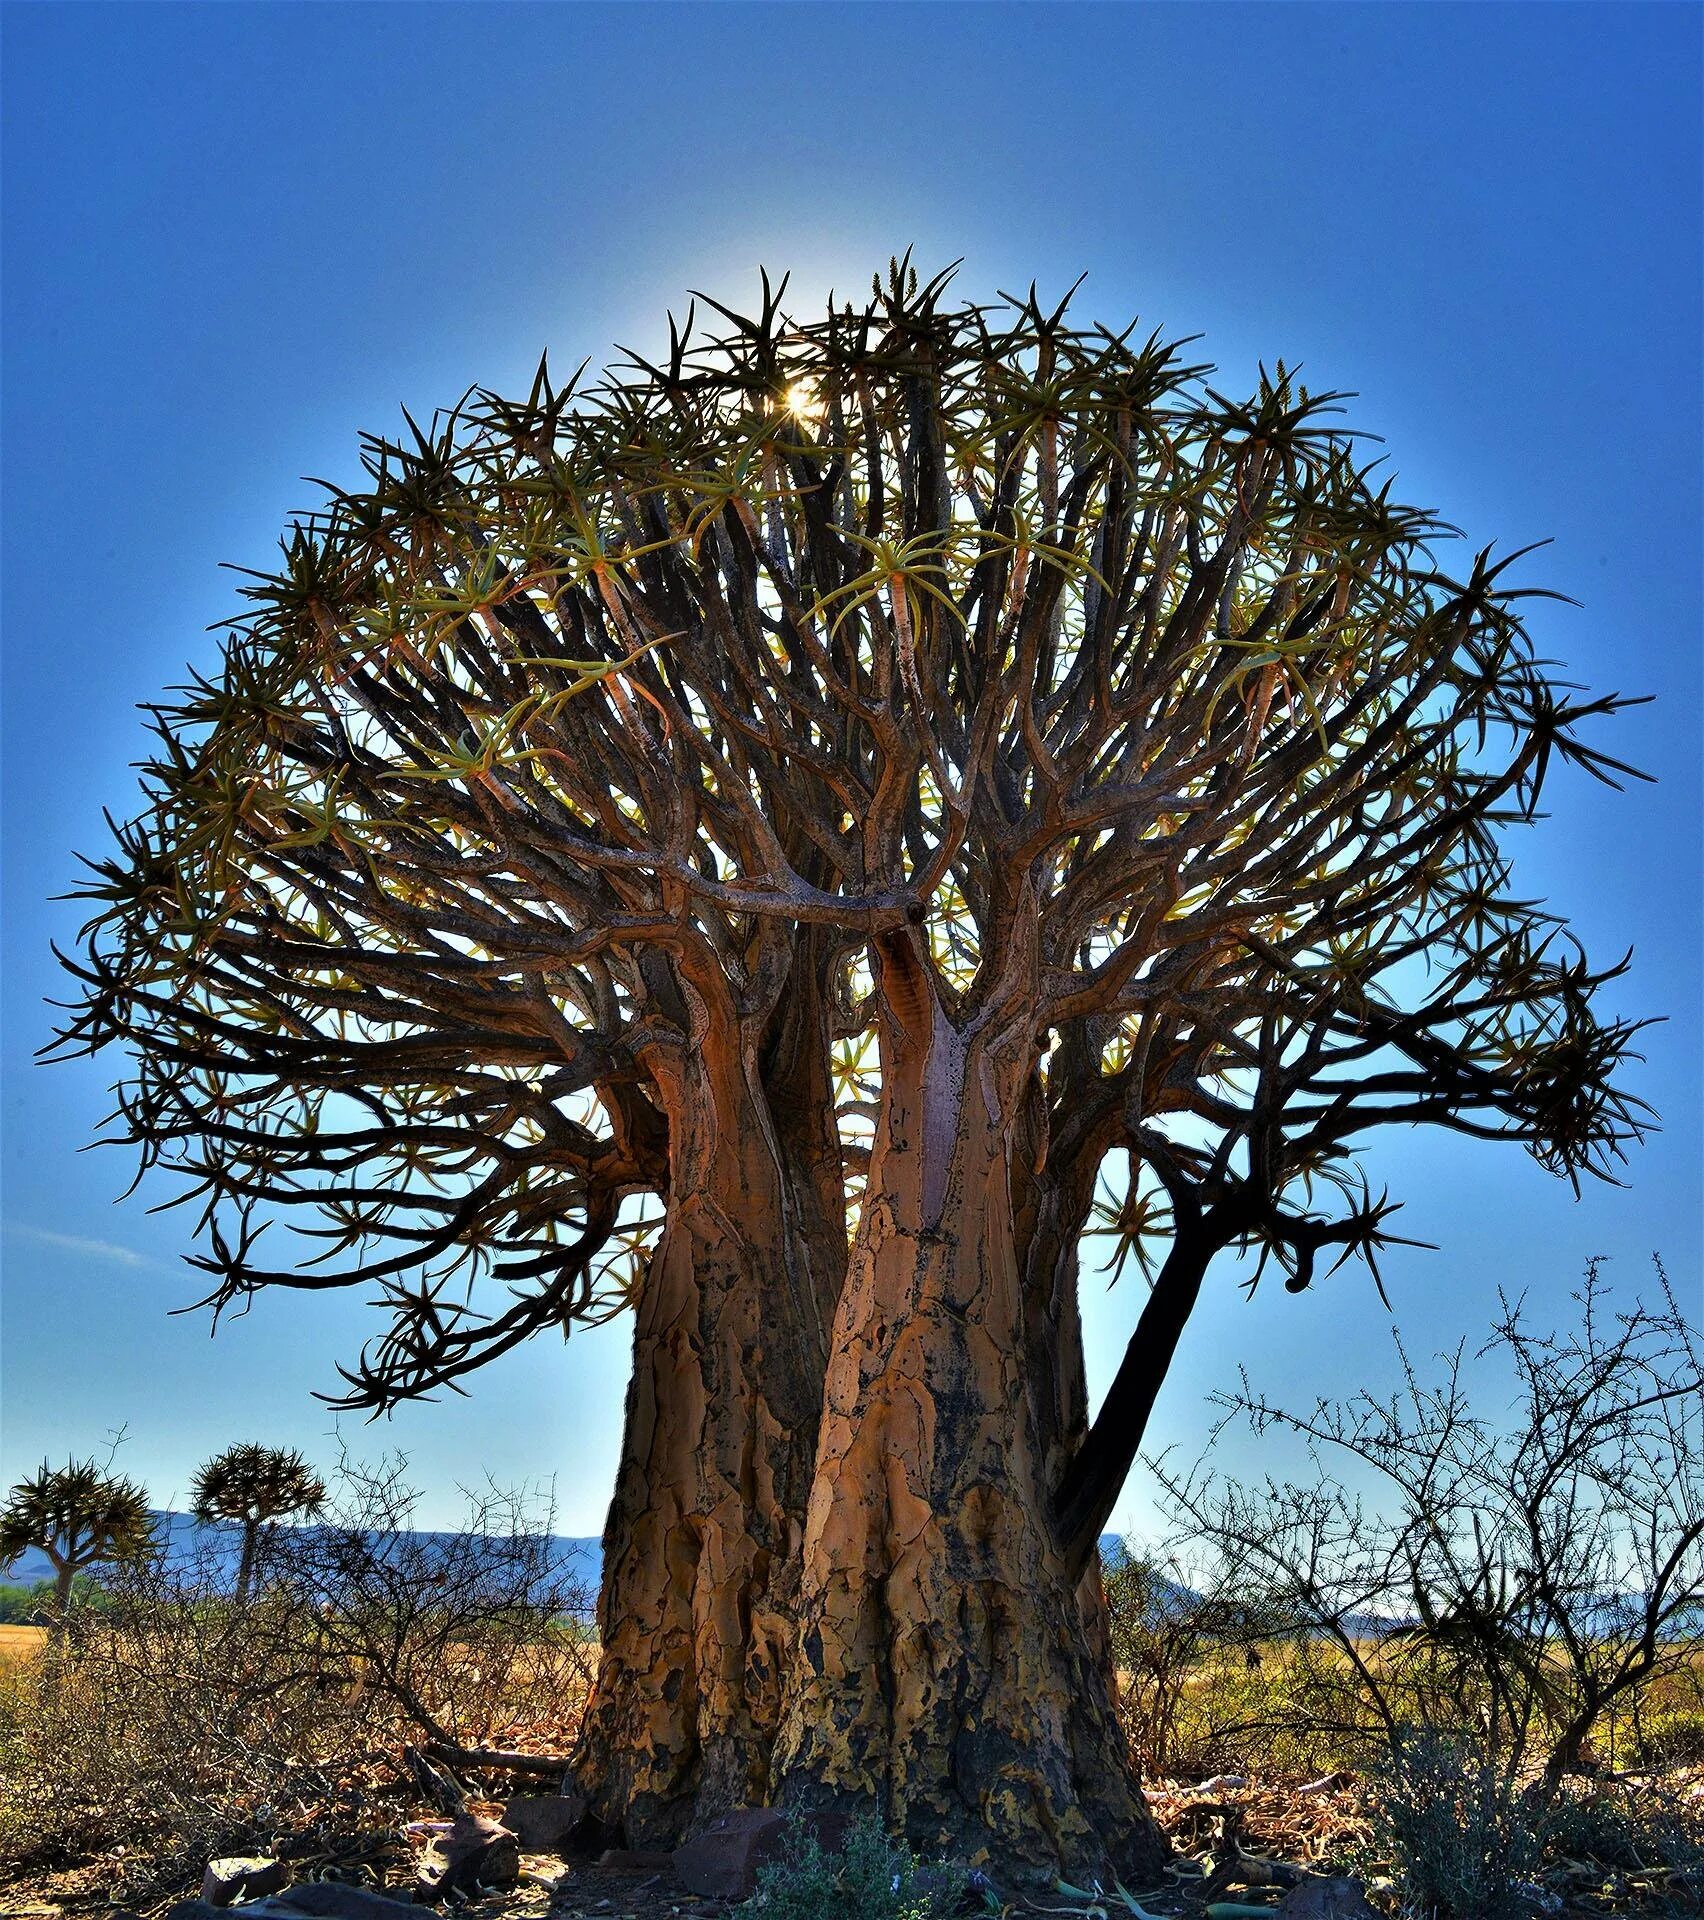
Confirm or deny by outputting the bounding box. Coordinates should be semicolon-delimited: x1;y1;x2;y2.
0;1459;154;1622
191;1443;326;1603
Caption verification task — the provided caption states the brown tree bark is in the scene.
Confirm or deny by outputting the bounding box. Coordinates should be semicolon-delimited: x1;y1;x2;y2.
774;934;1168;1886
571;940;845;1845
1012;1061;1148;1834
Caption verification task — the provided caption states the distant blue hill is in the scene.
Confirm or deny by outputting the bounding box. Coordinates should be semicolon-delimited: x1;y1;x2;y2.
0;1510;605;1596
3;1514;1126;1598
9;1521;1691;1642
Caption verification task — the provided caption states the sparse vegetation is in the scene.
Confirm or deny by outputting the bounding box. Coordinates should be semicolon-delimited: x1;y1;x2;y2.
1147;1260;1704;1792
1102;1549;1287;1777
5;1269;1697;1914
0;1456;592;1902
1094;1261;1704;1915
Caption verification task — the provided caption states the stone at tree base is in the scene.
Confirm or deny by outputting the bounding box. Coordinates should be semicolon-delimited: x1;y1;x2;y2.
1273;1876;1380;1919
673;1808;789;1898
427;1811;521;1894
501;1788;587;1851
271;1885;419;1917
673;1807;855;1899
272;1887;420;1917
202;1858;291;1906
595;1846;678;1870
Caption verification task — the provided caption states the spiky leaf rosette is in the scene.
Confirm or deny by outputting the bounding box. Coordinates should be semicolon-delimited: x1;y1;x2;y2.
190;1442;325;1527
51;259;1651;1407
0;1459;154;1574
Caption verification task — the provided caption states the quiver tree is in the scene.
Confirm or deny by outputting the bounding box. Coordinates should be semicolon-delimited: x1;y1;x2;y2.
190;1442;326;1602
52;257;1650;1877
0;1459;155;1621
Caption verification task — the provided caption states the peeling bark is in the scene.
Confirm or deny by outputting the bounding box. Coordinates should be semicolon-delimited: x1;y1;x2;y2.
572;945;844;1845
775;935;1167;1885
1014;1066;1151;1837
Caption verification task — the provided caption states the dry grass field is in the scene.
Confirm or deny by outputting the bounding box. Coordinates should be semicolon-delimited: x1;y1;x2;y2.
1;1610;1699;1918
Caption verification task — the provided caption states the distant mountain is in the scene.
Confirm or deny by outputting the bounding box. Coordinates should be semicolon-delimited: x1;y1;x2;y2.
4;1516;1120;1597
0;1510;604;1596
0;1543;55;1585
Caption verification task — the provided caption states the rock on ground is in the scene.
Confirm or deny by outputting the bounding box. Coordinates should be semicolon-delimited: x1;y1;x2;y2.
202;1858;291;1907
1274;1876;1381;1919
501;1789;586;1852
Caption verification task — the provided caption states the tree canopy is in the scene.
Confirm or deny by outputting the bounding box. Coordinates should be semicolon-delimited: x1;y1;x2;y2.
57;263;1646;1389
0;1459;155;1615
190;1442;326;1530
192;1442;326;1601
50;258;1652;1875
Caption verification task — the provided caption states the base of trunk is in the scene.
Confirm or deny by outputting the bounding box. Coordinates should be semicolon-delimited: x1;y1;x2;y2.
774;965;1168;1890
777;1602;1167;1888
774;1366;1167;1886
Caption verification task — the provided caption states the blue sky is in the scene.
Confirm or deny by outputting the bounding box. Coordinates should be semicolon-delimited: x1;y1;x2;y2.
3;2;1699;1533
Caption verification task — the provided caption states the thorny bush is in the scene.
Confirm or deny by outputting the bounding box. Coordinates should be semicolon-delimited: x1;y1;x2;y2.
0;1456;590;1899
1146;1260;1704;1792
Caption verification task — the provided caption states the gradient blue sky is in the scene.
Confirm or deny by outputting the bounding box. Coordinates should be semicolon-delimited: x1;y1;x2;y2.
3;2;1699;1533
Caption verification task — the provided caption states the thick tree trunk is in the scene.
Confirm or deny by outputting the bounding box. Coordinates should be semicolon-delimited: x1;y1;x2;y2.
235;1522;260;1606
1011;1061;1106;1513
774;937;1167;1886
572;953;844;1845
1013;1069;1145;1822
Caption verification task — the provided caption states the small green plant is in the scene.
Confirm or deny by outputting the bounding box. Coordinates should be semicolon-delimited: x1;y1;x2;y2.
1543;1781;1704;1915
748;1814;959;1920
1361;1729;1547;1920
0;1574;108;1624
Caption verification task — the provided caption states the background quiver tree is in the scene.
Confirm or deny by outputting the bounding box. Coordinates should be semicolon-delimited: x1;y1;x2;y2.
49;256;1652;1876
190;1442;326;1603
0;1459;154;1623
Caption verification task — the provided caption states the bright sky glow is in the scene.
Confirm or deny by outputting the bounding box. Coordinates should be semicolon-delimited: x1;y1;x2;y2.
2;1;1698;1533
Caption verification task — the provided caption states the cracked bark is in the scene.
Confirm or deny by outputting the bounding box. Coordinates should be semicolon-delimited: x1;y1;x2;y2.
571;940;844;1844
774;934;1167;1885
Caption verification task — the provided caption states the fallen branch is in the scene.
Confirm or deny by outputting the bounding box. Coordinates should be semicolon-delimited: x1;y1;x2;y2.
425;1739;572;1778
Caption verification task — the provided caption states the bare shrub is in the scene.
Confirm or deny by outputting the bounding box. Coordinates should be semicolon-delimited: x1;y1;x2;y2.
267;1452;595;1760
0;1455;591;1895
0;1536;347;1887
1154;1259;1704;1785
1102;1548;1302;1777
1146;1257;1703;1912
